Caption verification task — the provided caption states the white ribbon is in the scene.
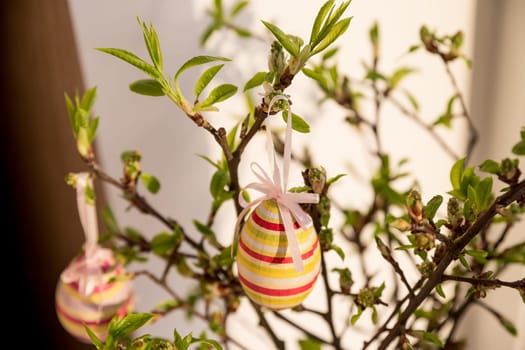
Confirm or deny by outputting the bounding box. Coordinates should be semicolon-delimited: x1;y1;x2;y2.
234;96;319;272
60;173;115;296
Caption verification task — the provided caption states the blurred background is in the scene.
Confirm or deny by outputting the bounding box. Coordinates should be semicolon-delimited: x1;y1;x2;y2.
4;0;524;349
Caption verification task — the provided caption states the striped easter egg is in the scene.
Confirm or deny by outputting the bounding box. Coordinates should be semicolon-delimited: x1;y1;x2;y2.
55;256;133;342
236;199;321;310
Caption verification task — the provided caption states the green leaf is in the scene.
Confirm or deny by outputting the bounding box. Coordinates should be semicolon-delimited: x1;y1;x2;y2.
512;140;525;155
311;17;352;56
97;48;159;78
198;84;238;109
450;158;465;190
403;89;420;111
154;299;180;312
261;20;300;57
327;173;346;186
309;0;335;46
193;220;220;248
350;306;363;325
500;317;518;336
465;249;488;259
330;244;345;260
210;169;230;198
424;195;443;220
283;111;311;133
322;47;339;60
130;79;165;96
476;177;493;211
190;338;223;350
80;86;97;113
151;232;177;256
140;173;161;194
175;56;231;80
102;206;120;234
479;159;500;174
371;306;378;324
389;67;416;89
435;283;446;298
243;71;267;92
313;1;352;49
109;313;154;339
201;23;220;46
194;64;224;98
138;19;163;70
298;338;322;350
88;117;99;143
230;1;249;17
84;325;104;350
302;67;328;91
423;332;444;347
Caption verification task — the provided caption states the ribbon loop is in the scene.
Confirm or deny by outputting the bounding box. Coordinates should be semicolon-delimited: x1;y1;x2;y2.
234;96;319;272
61;172;114;296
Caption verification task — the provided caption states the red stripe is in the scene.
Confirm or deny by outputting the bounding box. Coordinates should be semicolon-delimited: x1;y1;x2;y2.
252;210;300;231
56;303;113;326
238;270;320;297
239;236;319;264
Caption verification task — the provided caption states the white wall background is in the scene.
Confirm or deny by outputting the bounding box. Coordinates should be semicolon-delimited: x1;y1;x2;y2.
68;0;523;349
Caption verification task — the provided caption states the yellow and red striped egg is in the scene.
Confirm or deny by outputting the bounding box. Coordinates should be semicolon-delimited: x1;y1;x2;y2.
55;257;133;342
236;199;321;310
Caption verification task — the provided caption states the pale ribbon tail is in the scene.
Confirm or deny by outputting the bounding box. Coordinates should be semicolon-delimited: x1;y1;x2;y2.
279;203;304;272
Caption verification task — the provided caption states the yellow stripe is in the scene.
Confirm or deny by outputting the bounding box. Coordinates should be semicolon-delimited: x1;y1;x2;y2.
61;279;131;304
237;247;320;279
56;291;128;322
242;287;314;310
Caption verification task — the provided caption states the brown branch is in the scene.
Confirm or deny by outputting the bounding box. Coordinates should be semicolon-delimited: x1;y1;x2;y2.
249;300;285;350
88;161;201;250
375;179;525;349
442;274;525;289
388;96;460;160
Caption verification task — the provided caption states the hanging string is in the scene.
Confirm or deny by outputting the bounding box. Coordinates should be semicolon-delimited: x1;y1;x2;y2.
234;96;319;272
60;172;114;296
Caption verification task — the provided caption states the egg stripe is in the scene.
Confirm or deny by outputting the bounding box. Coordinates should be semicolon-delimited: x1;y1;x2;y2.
241;288;313;310
239;235;319;264
63;280;131;305
238;270;320;297
242;225;317;256
244;218;314;247
56;314;108;343
56;302;114;326
237;249;320;278
56;288;122;320
252;209;300;231
237;258;320;288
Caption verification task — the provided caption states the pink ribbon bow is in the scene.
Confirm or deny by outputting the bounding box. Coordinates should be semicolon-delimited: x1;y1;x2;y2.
60;173;115;296
234;95;319;272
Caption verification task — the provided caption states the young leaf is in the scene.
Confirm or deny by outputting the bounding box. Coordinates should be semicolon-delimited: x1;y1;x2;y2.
450;158;465;190
298;339;322;350
140;173;161;194
435;283;446;298
403;89;420;111
88;117;99;143
198;84;238;109
424;195;443;220
97;48;159;78
479;159;500;174
151;232;177;256
190;338;223;350
80;86;97;113
261;20;300;57
330;244;345;260
389;67;416;89
313;0;352;48
84;325;104;350
230;1;249;17
194;64;224;98
130;79;165;96
302;67;328;91
283;111;311;133
476;177;493;211
350;306;363;325
109;312;154;338
175;56;231;80
423;332;444;347
243;71;268;92
310;0;335;46
311;17;352;56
